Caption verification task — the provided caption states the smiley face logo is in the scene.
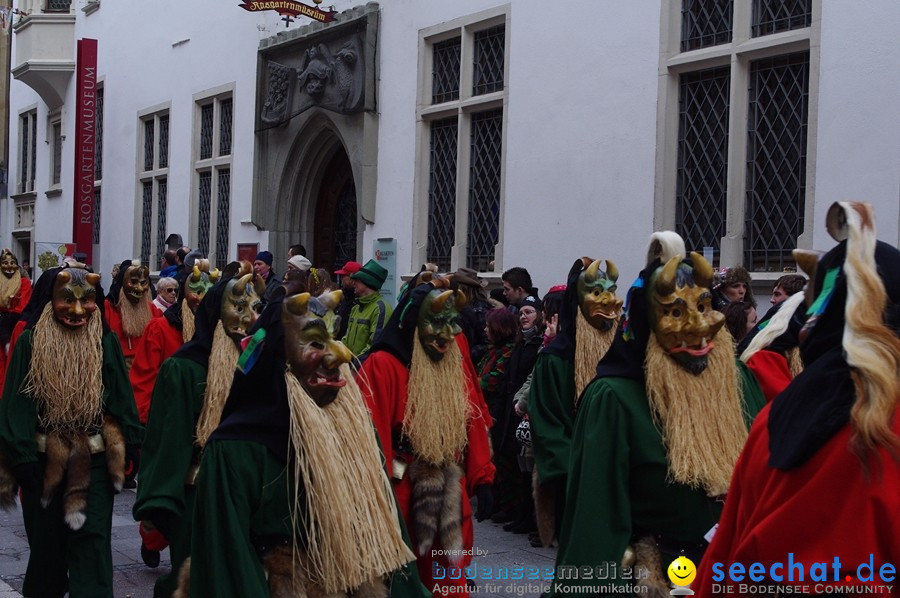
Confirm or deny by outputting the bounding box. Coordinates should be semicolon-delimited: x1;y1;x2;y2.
667;556;696;587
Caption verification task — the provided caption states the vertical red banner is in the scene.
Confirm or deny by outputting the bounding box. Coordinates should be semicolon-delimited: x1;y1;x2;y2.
72;38;98;266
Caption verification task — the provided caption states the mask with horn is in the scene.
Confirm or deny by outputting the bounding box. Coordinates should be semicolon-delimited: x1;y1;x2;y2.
282;290;352;407
52;269;101;329
122;262;150;304
417;286;463;362
577;257;624;331
648;252;725;375
221;272;264;345
185;260;221;312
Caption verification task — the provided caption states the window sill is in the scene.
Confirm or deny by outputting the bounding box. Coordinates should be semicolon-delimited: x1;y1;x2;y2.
45;187;63;199
82;1;100;16
10;190;37;202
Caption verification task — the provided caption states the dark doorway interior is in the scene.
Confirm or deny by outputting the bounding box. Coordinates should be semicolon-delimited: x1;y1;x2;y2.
313;149;357;272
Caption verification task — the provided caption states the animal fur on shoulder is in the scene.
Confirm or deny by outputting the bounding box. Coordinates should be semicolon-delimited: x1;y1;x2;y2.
0;453;17;510
630;536;671;597
532;467;556;548
408;460;463;563
263;545;388;598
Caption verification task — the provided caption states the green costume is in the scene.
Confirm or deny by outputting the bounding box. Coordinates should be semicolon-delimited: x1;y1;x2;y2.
528;354;575;485
550;365;764;597
343;291;392;356
0;329;142;598
133;356;206;597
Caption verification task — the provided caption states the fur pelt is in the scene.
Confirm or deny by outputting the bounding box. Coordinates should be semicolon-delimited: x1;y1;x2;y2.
532;468;556;548
41;432;92;530
173;556;191;598
631;536;671;597
264;545;388;598
101;415;126;492
0;453;17;510
408;460;463;562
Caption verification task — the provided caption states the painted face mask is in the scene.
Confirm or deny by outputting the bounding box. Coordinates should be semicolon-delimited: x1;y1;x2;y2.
184;264;220;313
282;290;352;407
0;251;18;278
417;289;464;362
577;258;624;331
52;269;100;329
123;264;150;304
648;252;724;375
221;272;265;345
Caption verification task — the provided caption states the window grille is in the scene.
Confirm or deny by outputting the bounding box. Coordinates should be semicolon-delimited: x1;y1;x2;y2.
156;179;168;265
141;181;153;267
333;178;358;272
467;109;502;272
20;115;29;192
93;187;101;244
158;115;169;169
676;66;730;254
52;122;62;185
197;172;212;256
219;99;233;157
215;169;231;269
432;37;461;104
95;88;103;181
46;0;71;12
426;118;458;272
143;120;154;171
744;52;809;272
200;104;214;160
752;0;811;37
31;117;36;191
681;0;733;52
473;25;505;96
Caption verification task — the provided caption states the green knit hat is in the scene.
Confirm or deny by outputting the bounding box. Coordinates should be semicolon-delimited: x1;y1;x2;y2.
350;259;388;291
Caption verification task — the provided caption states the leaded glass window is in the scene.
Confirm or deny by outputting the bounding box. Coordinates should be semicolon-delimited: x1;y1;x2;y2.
51;122;62;185
197;172;212;256
46;0;71;11
427;118;458;272
156;179;168;264
158;115;169;169
19;111;37;194
137;110;169;268
473;25;504;96
752;0;811;37
744;52;809;272
95;88;103;181
432;37;461;104
143;120;154;171
200;103;214;160
467;109;502;272
215;169;231;269
219;99;233;157
141;181;153;267
93;188;102;244
681;0;733;52
333;179;357;272
676;66;730;254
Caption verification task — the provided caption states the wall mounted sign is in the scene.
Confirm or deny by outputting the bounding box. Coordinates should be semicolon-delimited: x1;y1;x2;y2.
239;0;336;26
72;38;97;266
373;238;397;308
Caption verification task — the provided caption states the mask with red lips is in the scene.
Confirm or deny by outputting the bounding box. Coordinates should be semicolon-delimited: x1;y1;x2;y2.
577;258;624;331
122;264;150;304
648;252;724;375
52;269;101;329
417;288;464;362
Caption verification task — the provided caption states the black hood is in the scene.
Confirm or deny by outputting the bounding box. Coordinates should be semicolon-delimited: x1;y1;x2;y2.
24;266;108;333
172;277;233;368
543;259;583;361
736;298;807;357
106;260;135;304
369;282;436;367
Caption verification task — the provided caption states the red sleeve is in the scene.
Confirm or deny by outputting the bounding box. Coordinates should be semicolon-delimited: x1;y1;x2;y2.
358;351;405;478
9;277;31;314
461;335;495;491
129;322;167;424
745;350;793;403
149;303;164;318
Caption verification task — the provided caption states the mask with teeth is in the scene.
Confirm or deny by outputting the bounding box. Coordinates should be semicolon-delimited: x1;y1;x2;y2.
185;262;220;313
417;288;464;362
0;250;18;278
122;264;150;304
52;269;100;329
282;290;352;407
221;273;264;346
577;258;623;331
648;252;725;375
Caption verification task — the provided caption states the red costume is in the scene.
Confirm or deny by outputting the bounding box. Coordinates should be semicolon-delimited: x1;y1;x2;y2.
744;350;793;402
129;316;184;424
0;277;33;397
104;298;163;362
361;335;495;598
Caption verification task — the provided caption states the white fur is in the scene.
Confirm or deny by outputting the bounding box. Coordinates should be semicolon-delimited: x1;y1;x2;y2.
65;511;87;531
740;291;806;363
646;231;686;266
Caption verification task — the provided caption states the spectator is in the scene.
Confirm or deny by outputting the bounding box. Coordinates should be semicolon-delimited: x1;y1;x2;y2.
713;265;754;311
770;273;806;305
723;300;757;345
343;259;392;358
159;251;178;278
174;246;191;280
334;260;362;339
287;244;307;258
453;266;492;366
252;251;281;304
287;255;312;273
152;277;178;313
501;267;534;312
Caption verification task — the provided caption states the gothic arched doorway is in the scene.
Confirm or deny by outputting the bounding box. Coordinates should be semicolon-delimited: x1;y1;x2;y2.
313;149;357;272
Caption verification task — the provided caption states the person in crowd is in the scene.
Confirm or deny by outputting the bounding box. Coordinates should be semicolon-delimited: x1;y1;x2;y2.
770;272;806;305
185;287;426;598
105;260;164;370
286;254;311;273
0;266;142;597
695;201;900;595
722;300;757;346
529;258;623;549
452;266;492;366
159;251;178;278
253;251;282;304
334;260;362;340
287;244;307;258
152;277;178;313
174;247;191;280
134;267;263;597
359;278;494;597
21;260;33;279
343;259;392;358
550;232;765;596
713;264;755;310
501;267;533;313
0;250;33;390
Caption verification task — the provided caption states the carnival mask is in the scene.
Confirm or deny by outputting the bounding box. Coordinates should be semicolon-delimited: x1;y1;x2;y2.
0;251;18;278
417;289;464;362
648;253;724;375
52;269;100;329
185;263;220;312
123;264;150;304
221;273;265;345
282;291;352;407
577;258;623;331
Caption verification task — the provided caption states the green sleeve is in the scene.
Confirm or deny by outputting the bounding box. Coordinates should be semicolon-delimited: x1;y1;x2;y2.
737;360;766;428
0;331;39;466
134;358;206;524
552;379;632;596
529;355;576;485
101;331;143;445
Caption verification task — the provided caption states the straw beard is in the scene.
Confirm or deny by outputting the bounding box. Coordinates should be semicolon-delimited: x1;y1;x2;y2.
24;304;104;434
574;311;618;399
0;271;21;309
644;329;746;497
285;364;414;594
194;323;239;447
118;288;153;338
181;301;196;342
403;337;471;466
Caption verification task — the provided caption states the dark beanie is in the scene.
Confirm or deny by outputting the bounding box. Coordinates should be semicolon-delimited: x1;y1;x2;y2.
350;259;388;291
255;251;273;266
521;294;543;312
